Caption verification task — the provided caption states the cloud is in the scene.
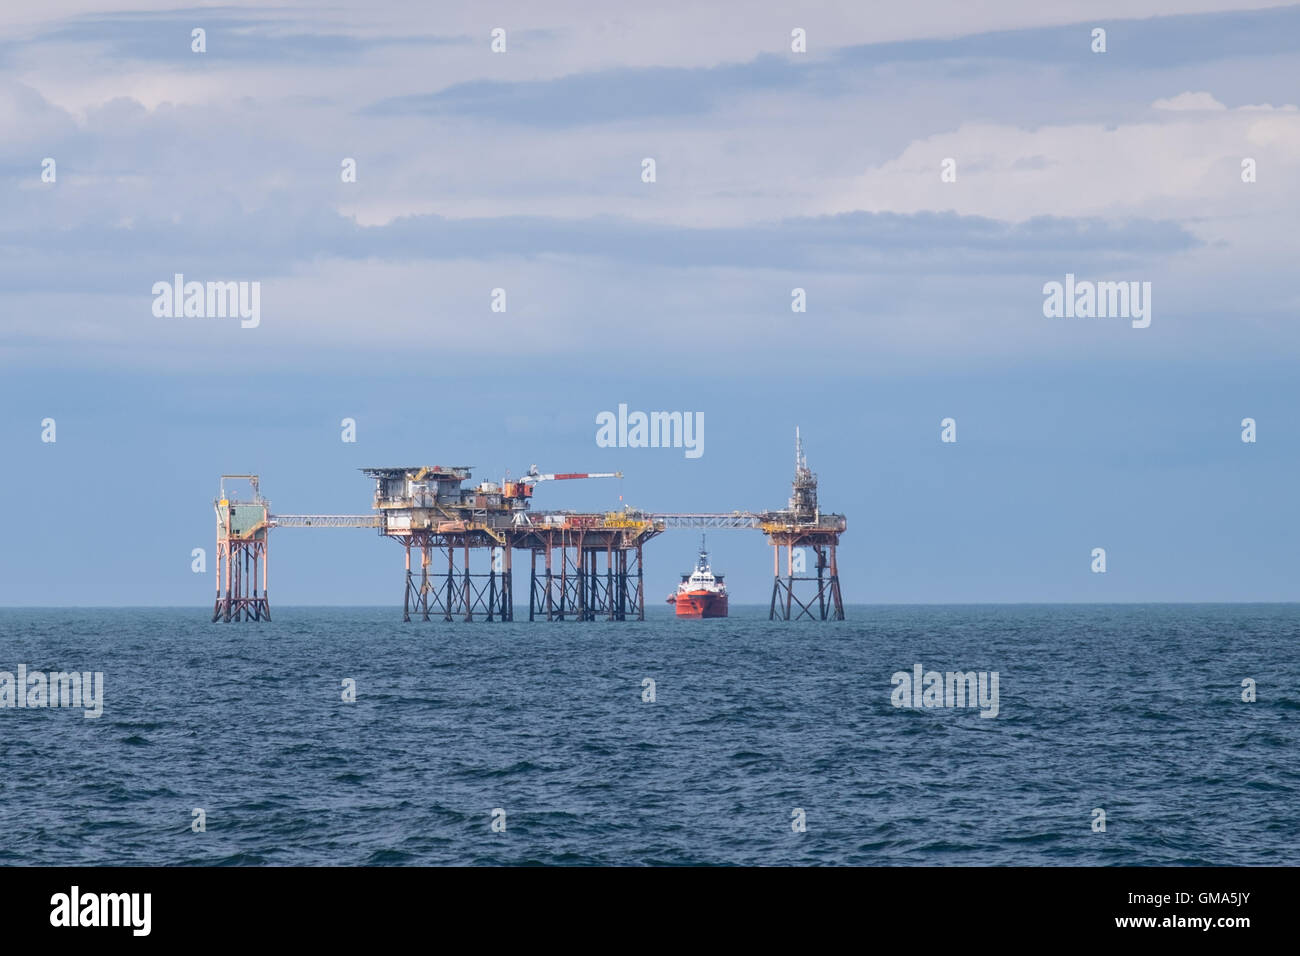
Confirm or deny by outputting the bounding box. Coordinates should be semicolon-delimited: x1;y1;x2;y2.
1;0;1295;376
4;10;468;64
0;203;1205;373
1152;91;1226;111
0;205;1199;296
364;6;1300;127
1152;93;1300;113
832;110;1300;228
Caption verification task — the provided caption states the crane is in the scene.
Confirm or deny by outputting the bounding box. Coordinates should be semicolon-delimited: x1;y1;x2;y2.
500;465;623;524
521;464;622;485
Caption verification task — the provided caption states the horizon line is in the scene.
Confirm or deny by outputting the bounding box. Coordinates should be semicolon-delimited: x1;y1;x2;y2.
1;601;1298;610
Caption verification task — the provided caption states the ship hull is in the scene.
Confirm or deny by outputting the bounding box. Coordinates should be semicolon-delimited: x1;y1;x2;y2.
673;591;728;618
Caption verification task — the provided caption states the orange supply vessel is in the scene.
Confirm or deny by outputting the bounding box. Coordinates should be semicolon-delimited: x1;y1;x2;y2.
667;537;728;618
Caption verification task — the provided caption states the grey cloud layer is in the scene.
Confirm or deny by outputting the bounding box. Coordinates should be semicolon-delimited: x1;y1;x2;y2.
367;6;1300;126
0;1;1292;369
0;206;1198;295
2;9;469;65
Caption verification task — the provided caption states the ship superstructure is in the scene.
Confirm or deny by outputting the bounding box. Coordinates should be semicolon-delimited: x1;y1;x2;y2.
668;537;728;618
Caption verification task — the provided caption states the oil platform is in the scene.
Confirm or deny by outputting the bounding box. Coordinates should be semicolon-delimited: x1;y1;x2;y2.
760;429;846;621
361;465;656;623
212;431;845;623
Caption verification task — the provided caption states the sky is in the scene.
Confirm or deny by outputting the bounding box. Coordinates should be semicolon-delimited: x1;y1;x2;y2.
1;0;1298;605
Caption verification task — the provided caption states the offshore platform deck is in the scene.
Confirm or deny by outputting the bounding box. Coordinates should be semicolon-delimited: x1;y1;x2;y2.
212;431;845;624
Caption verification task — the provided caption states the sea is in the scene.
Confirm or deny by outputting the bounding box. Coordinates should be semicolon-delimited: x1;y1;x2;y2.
0;604;1296;866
